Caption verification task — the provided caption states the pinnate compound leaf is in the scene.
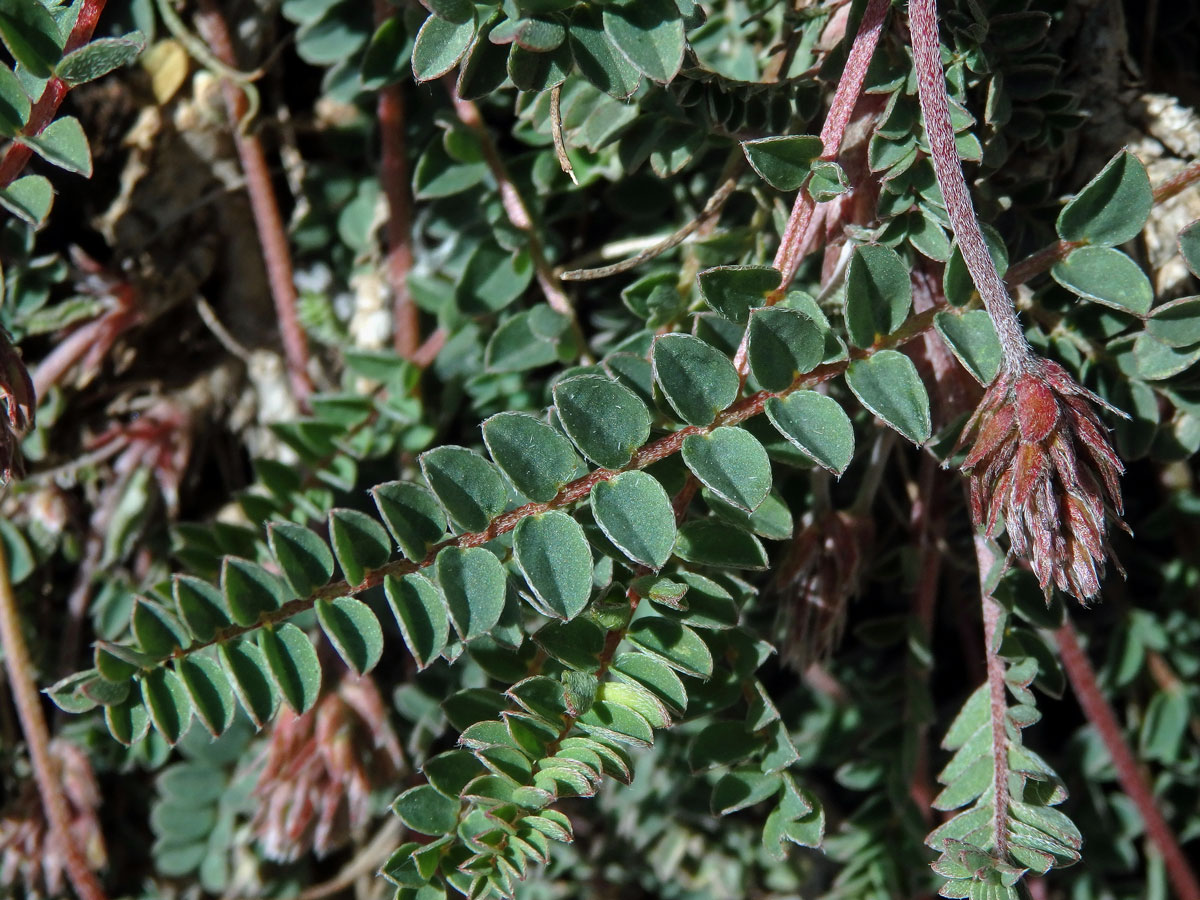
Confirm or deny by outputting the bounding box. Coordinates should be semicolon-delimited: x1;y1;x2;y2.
590;471;676;569
259;624;322;715
393;784;460;835
674;519;768;569
142;668;193;745
317;596;383;675
132;597;188;657
601;0;684;85
482;412;578;502
845;350;932;444
1056;149;1152;246
55;32;146;85
697;265;781;325
0;0;63;78
420;446;509;532
627;617;713;678
1147;296;1200;348
765;391;854;475
681;427;772;512
177;656;235;737
412;12;476;81
20;115;91;176
513;511;592;620
372;481;447;562
747;307;824;392
328;508;392;586
219;639;279;728
1051;246;1153;315
221;557;288;627
0;174;53;226
741;135;823;191
845;243;913;348
652;333;739;426
935;310;1003;384
436;546;506;640
268;522;334;597
553;375;651;469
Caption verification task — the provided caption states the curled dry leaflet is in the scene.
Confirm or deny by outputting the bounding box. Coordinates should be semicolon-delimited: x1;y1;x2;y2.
0;1;1198;900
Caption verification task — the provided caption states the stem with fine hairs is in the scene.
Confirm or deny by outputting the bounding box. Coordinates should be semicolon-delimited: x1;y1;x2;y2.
909;0;1034;373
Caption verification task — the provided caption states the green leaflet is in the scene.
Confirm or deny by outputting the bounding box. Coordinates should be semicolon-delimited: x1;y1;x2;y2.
746;307;824;391
482;411;578;502
1056;149;1152;246
1051;246;1153;316
553;375;651;469
259;623;322;715
411;11;476;81
142;668;193;745
372;481;448;562
0;174;53;226
268;522;334;598
393;784;461;836
328;507;392;586
569;6;640;99
844;243;913;348
673;519;768;569
386;573;449;669
652;333;739;427
741;135;823;192
1146;295;1200;348
221;557;289;627
436;545;506;640
696;265;781;325
935;310;1003;385
844;350;932;444
590;470;676;569
764;391;855;475
513;511;593;620
316;596;383;675
132;597;188;658
19;115;92;176
177;656;236;737
420;446;509;533
0;0;64;78
627;617;713;678
601;0;684;85
681;427;772;512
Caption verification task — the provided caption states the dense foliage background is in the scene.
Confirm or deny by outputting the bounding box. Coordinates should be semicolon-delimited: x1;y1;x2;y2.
1;0;1199;898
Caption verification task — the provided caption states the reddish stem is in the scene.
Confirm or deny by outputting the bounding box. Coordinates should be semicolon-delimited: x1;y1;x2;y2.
771;0;890;290
374;2;418;359
0;0;108;190
909;0;1033;372
194;0;314;409
1055;620;1200;900
0;543;108;900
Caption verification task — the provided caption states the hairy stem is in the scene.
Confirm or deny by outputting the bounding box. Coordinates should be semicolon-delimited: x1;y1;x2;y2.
974;534;1010;861
909;0;1033;372
1055;619;1200;900
0;543;108;900
375;2;418;359
0;0;108;190
195;0;314;408
771;0;890;291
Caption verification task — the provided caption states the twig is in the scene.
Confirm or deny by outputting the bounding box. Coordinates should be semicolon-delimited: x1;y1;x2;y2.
1055;619;1200;900
560;176;738;282
975;534;1010;861
291;818;403;900
0;0;108;190
550;85;577;186
910;0;1033;373
771;0;890;291
0;542;108;900
375;2;419;359
194;0;314;409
